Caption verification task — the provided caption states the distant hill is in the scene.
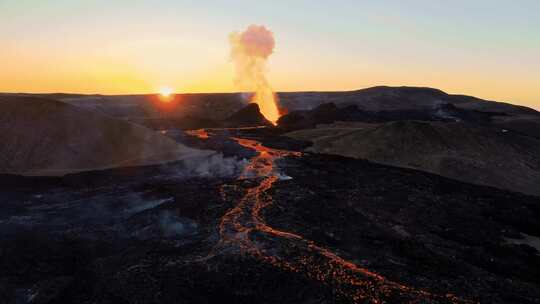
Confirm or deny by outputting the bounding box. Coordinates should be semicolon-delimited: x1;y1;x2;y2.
278;87;540;196
287;121;540;196
0;96;212;176
279;86;539;114
277;86;540;138
135;103;273;130
4;87;538;135
60;93;246;121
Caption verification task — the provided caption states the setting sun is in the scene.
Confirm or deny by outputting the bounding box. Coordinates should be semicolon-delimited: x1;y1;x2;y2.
159;87;173;98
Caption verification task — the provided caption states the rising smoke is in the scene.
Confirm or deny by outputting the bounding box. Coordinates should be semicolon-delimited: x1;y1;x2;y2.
230;25;280;123
181;153;248;178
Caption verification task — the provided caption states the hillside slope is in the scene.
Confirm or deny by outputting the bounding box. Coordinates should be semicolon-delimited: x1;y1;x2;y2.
279;86;539;114
287;121;540;196
0;96;212;176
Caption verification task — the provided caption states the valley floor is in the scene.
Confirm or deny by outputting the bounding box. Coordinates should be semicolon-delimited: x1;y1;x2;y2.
1;127;539;303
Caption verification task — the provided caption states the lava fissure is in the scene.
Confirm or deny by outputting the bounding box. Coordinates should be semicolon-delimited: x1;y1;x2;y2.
211;135;466;303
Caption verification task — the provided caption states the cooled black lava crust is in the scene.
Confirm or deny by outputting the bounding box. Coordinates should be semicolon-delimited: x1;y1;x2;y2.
1;133;539;303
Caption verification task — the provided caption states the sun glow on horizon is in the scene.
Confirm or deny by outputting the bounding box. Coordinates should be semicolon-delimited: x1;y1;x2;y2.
159;87;173;98
0;2;538;109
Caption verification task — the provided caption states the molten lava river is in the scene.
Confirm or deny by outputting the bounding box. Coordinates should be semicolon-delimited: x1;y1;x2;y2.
201;133;466;303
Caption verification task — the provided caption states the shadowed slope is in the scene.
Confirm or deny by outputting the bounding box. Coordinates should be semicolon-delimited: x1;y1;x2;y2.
221;103;273;127
287;121;540;196
0;96;212;176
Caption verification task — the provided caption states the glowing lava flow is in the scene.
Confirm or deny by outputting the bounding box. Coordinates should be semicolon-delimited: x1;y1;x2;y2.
212;136;467;303
185;129;210;139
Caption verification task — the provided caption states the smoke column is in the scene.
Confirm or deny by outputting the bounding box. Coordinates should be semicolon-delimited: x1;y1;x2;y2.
230;25;280;123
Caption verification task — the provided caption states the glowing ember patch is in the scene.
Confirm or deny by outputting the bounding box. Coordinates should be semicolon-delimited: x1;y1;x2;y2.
210;135;458;302
185;129;210;139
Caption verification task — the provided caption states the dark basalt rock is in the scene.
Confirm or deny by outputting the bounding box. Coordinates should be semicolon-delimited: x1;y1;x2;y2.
138;103;274;130
0;129;539;303
221;103;274;127
277;102;500;131
269;154;540;303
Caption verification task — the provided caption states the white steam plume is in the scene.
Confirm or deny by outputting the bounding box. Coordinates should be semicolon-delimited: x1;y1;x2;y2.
229;25;280;123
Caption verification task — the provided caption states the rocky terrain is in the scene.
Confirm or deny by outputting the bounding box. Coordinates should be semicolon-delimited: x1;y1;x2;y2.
0;87;539;303
0;127;539;303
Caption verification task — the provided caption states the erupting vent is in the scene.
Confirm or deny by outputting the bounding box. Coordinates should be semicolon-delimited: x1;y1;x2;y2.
230;25;280;124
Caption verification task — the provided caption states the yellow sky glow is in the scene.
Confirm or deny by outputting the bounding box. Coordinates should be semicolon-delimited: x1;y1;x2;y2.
0;1;538;110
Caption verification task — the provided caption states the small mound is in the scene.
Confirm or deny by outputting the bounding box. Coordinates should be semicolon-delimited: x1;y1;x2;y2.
0;96;213;176
221;103;273;127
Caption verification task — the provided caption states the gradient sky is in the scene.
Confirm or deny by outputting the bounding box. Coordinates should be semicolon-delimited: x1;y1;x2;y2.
1;0;539;108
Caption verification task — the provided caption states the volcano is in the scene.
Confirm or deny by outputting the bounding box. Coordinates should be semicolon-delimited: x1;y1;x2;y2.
222;103;274;127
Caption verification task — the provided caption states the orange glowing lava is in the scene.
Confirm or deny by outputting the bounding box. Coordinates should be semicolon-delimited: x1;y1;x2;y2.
185;129;210;139
252;88;280;124
209;134;466;303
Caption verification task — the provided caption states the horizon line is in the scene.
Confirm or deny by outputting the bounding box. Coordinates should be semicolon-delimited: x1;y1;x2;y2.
1;87;538;111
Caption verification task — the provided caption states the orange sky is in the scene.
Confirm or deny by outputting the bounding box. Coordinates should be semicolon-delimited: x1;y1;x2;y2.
1;1;538;109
